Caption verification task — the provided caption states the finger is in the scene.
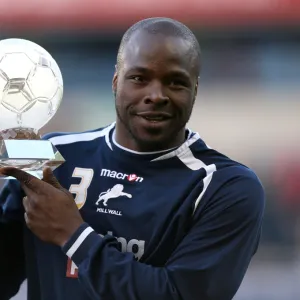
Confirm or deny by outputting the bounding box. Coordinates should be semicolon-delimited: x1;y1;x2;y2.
24;212;29;224
22;196;30;212
42;167;63;190
0;167;43;192
24;212;32;229
21;183;35;199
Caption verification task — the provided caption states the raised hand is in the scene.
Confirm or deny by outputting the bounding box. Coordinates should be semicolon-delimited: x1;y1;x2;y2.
0;167;84;247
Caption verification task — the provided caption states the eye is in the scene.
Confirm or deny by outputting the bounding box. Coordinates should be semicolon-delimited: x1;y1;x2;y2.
130;76;145;83
169;79;188;88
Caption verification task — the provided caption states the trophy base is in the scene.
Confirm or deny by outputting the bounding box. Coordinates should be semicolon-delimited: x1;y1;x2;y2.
0;139;65;179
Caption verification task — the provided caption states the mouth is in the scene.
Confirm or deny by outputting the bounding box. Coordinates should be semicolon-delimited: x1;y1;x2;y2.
136;112;172;123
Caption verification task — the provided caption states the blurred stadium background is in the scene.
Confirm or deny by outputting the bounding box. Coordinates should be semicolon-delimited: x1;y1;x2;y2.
0;0;299;299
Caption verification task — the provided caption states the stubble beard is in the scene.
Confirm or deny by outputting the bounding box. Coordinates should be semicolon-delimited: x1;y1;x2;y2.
114;94;195;151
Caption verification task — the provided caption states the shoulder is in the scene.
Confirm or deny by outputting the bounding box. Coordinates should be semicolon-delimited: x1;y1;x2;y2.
205;164;264;211
189;130;261;182
188;131;265;217
192;163;265;235
42;123;115;147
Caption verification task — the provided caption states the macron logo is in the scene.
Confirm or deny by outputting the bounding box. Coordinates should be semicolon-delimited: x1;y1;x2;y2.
100;169;143;183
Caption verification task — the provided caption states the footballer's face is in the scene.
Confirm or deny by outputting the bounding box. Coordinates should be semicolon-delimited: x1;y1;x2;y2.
113;30;199;152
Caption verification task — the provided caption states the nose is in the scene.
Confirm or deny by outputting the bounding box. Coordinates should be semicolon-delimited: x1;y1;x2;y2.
143;81;169;105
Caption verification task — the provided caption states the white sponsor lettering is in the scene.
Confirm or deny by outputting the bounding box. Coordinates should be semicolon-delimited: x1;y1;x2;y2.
96;207;122;216
100;169;143;182
100;231;145;260
66;231;145;278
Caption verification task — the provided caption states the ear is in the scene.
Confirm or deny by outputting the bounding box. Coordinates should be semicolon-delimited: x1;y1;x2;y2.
112;64;118;96
194;76;199;101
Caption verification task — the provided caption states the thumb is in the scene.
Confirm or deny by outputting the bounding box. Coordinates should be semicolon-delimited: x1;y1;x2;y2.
42;167;63;190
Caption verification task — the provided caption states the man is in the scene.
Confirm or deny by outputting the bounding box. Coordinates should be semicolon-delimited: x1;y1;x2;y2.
0;17;265;300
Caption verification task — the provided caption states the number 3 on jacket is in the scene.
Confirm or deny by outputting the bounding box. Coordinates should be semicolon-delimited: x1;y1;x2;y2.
69;167;94;209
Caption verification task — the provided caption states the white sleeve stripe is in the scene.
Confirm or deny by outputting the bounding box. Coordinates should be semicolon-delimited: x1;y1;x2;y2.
66;227;94;258
193;164;217;215
177;148;207;170
49;122;115;146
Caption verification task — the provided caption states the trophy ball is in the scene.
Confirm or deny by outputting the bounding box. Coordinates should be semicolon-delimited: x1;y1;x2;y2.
0;38;63;134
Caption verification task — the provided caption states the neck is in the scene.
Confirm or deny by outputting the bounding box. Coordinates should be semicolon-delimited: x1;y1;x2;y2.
115;121;186;152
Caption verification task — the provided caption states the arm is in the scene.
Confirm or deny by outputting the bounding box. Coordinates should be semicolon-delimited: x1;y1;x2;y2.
62;172;265;300
0;180;26;299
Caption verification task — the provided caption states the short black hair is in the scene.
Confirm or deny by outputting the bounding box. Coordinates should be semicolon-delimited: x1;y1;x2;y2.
117;17;201;76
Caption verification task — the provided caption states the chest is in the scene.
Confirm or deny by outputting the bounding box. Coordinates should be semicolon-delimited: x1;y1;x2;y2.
56;154;207;264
